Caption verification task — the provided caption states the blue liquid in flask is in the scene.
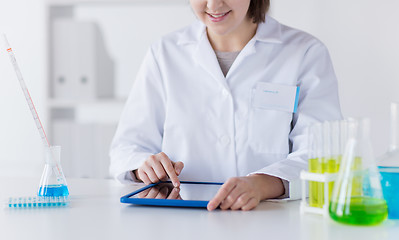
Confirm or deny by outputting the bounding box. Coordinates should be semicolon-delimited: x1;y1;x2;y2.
38;184;69;197
379;167;399;219
38;146;69;197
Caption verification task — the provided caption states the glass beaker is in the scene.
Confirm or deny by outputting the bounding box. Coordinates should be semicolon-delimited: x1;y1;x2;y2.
37;146;69;197
378;102;399;219
329;119;388;225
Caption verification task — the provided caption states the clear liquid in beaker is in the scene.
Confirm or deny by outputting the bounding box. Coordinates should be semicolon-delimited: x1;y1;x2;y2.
37;146;69;197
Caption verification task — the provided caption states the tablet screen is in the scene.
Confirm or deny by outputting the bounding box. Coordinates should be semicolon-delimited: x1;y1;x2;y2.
129;182;222;201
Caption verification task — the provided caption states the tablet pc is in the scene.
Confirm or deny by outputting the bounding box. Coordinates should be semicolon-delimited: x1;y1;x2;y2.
120;181;223;208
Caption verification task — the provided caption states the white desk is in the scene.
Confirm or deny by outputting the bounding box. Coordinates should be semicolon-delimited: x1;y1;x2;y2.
0;177;398;240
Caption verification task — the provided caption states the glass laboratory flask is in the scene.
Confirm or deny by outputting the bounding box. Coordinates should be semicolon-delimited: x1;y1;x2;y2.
378;102;399;219
38;146;69;197
329;119;388;225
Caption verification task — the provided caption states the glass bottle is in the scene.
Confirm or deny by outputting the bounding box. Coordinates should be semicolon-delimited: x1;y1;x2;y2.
329;119;388;225
38;146;69;197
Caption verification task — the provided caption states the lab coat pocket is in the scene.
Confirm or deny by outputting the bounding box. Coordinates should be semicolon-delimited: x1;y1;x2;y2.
248;85;293;154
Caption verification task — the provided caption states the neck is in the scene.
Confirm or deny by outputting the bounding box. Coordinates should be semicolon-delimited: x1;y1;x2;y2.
207;17;258;52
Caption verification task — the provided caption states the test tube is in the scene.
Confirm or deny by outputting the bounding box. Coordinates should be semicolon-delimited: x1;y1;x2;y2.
330;121;341;173
308;123;323;207
324;121;340;202
320;122;331;205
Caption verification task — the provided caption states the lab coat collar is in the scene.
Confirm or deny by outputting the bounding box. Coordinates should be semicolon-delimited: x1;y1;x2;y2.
177;16;283;85
255;16;283;44
177;20;205;46
177;15;283;46
193;27;227;85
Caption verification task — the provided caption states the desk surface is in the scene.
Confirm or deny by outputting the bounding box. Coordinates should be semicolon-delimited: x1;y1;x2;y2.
0;177;398;240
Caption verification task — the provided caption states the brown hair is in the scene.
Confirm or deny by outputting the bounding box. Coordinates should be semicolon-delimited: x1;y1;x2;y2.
247;0;270;24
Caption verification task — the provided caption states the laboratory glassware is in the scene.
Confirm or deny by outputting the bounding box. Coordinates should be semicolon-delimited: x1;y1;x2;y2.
308;123;324;207
307;121;342;208
378;102;399;219
38;146;69;196
329;119;388;225
2;34;69;197
324;121;341;200
5;196;69;208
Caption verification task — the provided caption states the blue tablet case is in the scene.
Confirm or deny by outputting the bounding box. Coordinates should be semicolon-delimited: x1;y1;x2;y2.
120;181;223;208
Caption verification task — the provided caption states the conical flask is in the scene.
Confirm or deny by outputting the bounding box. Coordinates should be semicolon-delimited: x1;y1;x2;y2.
38;146;69;197
378;102;399;219
329;119;387;225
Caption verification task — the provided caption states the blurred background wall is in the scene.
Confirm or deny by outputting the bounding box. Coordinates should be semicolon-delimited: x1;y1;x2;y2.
0;0;398;178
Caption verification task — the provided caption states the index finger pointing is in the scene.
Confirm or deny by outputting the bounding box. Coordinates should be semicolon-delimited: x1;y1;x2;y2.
160;158;180;188
207;181;236;211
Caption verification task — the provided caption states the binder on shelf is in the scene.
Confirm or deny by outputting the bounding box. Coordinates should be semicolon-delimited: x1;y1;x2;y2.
52;19;114;100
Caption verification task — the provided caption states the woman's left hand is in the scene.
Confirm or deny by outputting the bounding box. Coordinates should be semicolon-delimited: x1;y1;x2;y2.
207;174;285;211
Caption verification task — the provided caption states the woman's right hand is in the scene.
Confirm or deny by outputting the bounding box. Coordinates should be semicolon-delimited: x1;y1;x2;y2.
134;152;184;188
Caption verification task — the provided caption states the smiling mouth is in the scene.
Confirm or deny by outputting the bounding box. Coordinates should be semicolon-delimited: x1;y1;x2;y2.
207;10;231;19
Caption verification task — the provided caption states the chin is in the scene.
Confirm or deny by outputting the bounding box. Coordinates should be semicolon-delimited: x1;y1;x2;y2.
207;25;233;36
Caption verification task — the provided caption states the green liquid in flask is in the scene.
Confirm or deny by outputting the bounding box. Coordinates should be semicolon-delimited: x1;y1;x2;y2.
329;196;388;225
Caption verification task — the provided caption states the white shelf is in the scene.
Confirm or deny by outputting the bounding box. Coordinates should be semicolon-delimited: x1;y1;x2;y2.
49;99;126;124
48;98;126;108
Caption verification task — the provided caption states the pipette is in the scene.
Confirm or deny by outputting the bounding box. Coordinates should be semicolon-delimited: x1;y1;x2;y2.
1;33;50;147
2;34;69;197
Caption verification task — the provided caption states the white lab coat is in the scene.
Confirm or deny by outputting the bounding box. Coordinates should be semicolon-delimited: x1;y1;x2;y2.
109;16;342;200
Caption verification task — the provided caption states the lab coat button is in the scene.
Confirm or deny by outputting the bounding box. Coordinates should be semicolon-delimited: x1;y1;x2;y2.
222;89;229;97
220;135;230;145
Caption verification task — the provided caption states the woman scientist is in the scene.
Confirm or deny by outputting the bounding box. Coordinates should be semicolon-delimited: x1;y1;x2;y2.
110;0;342;211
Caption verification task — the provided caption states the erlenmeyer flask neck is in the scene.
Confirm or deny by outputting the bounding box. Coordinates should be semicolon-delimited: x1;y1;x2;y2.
345;118;373;168
358;119;374;169
359;119;371;139
378;103;399;167
389;102;399;151
44;145;60;165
